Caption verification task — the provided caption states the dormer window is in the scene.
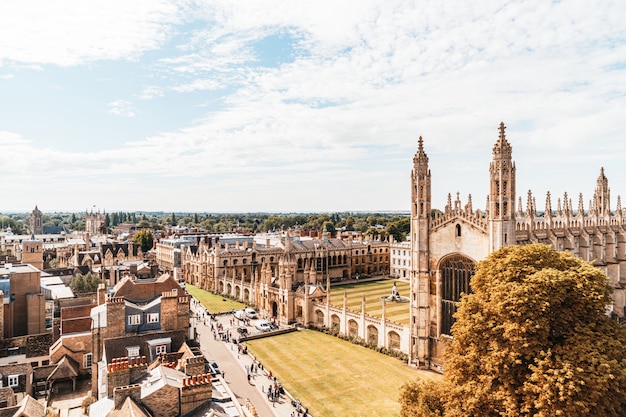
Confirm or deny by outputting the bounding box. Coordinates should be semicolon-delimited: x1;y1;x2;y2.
127;346;140;357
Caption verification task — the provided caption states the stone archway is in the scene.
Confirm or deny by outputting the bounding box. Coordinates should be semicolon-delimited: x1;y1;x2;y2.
348;320;358;338
367;325;378;345
331;314;340;332
315;310;324;326
388;331;400;350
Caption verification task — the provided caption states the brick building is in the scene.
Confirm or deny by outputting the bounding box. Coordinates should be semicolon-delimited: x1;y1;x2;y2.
89;276;191;399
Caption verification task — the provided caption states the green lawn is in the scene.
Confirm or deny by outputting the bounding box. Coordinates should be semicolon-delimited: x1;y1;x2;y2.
247;329;438;417
185;284;245;313
330;279;410;325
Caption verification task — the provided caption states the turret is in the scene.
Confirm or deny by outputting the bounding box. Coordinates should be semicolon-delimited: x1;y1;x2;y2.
410;136;432;367
488;122;516;251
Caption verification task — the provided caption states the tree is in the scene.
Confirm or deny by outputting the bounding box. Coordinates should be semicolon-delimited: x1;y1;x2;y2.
399;380;448;417
133;228;154;253
70;273;103;294
400;244;626;417
171;212;177;226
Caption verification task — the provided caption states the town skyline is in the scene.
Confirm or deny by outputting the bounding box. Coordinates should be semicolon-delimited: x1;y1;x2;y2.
1;1;625;213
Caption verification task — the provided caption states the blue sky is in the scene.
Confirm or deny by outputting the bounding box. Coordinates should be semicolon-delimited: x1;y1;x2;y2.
1;0;625;213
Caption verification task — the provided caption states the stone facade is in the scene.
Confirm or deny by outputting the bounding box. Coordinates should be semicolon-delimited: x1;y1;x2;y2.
179;233;389;325
409;122;626;370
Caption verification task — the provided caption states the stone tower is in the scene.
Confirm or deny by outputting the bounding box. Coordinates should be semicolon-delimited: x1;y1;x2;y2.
29;206;43;235
409;136;432;366
593;167;610;217
22;234;43;271
488;122;517;252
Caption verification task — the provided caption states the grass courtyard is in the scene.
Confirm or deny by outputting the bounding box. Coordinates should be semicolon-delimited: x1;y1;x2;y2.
329;279;410;325
247;329;438;417
185;284;245;313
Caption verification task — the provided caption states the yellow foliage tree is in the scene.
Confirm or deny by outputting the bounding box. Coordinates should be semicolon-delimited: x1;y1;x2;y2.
401;244;626;417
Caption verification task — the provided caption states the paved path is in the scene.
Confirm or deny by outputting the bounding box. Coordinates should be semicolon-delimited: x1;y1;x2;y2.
192;301;300;417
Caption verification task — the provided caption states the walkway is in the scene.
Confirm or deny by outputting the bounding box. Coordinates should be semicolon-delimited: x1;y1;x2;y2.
192;301;302;417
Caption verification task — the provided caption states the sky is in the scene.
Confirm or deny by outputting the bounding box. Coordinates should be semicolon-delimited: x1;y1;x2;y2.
0;1;625;214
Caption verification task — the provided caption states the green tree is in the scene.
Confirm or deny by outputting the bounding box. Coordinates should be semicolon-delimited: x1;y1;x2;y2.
171;212;177;226
70;273;103;294
321;221;335;236
400;244;626;417
133;228;154;253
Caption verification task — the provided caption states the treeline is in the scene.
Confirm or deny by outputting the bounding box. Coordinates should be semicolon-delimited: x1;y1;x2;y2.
0;211;411;242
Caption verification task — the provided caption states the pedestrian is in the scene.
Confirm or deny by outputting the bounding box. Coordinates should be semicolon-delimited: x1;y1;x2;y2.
221;370;225;378
247;373;251;384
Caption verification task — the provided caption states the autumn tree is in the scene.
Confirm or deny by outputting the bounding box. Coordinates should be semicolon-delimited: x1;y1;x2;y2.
400;244;626;417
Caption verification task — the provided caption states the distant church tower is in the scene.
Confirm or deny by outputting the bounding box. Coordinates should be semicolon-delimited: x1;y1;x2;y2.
29;206;43;235
488;122;516;252
409;137;432;366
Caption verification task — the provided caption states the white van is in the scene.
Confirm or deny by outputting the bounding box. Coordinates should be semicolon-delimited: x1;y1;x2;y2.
244;308;257;319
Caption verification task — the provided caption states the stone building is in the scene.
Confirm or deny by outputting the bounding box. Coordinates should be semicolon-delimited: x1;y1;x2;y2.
180;232;389;325
28;206;43;236
389;239;411;279
409;122;626;370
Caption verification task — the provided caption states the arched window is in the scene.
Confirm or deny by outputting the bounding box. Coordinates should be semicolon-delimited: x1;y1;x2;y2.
388;331;401;350
348;320;358;338
456;224;462;237
315;310;324;326
440;254;475;336
367;325;378;345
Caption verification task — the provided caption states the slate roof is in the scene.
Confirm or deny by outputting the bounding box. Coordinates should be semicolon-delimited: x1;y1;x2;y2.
102;330;187;365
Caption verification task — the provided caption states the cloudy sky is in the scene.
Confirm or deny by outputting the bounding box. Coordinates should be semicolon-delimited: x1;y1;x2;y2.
1;1;625;213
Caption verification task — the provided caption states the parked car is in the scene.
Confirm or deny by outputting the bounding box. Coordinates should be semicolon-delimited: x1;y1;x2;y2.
244;307;257;319
234;310;246;320
236;326;248;336
207;360;220;376
268;322;279;330
255;320;271;332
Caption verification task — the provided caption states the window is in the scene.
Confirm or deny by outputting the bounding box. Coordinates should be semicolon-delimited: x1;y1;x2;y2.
84;353;92;368
155;345;167;355
127;346;140;357
147;313;159;323
8;375;19;387
441;255;475;336
128;315;141;325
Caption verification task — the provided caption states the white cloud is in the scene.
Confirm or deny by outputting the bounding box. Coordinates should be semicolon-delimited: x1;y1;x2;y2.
1;1;626;212
108;100;138;117
0;0;183;66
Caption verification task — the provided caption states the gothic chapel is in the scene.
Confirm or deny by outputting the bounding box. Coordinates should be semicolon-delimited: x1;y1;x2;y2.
409;122;626;369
